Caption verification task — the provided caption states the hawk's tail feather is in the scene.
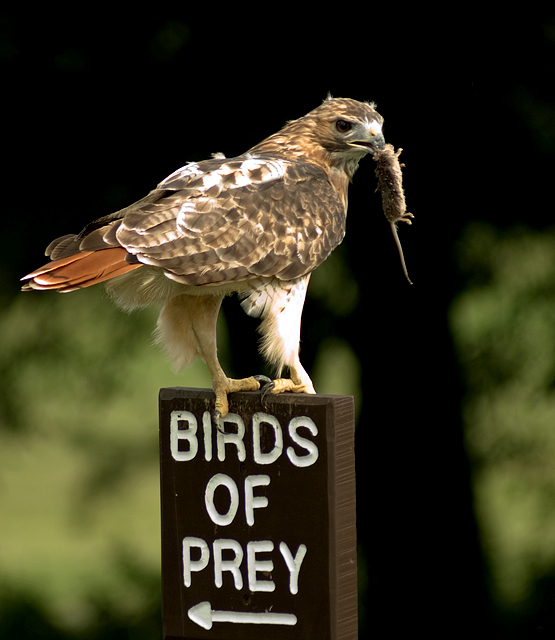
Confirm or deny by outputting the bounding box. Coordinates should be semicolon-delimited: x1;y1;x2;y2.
21;247;142;292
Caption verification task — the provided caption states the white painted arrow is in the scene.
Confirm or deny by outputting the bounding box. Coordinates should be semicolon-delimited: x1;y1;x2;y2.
188;600;298;630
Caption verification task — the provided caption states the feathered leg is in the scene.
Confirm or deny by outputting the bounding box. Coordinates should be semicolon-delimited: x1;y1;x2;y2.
156;293;261;417
243;276;316;396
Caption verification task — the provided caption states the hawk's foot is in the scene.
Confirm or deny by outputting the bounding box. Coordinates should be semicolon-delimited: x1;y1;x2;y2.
213;375;261;418
267;369;316;396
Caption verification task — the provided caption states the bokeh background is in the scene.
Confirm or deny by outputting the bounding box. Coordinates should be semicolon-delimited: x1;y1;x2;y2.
2;6;555;638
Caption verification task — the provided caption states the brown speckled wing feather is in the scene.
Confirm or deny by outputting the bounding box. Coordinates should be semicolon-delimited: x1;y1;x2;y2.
115;155;346;285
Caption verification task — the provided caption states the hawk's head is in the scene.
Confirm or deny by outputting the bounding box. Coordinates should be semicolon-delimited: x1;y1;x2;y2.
254;97;385;177
310;96;385;157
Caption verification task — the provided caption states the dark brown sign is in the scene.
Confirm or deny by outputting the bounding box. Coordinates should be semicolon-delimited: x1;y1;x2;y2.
159;387;357;640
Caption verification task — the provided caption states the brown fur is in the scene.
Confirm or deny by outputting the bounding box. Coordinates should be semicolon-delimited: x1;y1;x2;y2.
373;144;414;283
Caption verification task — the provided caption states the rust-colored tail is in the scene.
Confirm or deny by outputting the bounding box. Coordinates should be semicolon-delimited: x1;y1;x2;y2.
21;247;142;292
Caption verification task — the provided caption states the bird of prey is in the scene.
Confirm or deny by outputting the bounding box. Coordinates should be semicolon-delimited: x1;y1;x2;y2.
22;97;385;417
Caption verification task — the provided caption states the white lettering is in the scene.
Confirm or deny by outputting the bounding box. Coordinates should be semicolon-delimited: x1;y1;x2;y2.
279;542;308;595
202;411;212;461
247;540;275;592
182;537;307;593
182;537;209;587
252;412;283;464
205;474;239;526
213;539;243;589
169;411;320;466
170;411;198;462
286;417;319;467
244;475;270;526
217;414;246;462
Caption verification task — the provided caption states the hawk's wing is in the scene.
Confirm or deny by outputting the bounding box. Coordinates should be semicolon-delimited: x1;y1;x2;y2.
110;154;347;286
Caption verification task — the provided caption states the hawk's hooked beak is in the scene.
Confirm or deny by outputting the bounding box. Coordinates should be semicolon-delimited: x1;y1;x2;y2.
349;131;386;155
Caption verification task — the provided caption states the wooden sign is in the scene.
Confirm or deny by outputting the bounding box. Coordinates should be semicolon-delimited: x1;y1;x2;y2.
159;387;357;640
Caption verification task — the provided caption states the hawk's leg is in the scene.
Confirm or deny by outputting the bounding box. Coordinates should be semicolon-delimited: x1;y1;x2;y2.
156;293;260;417
249;276;316;398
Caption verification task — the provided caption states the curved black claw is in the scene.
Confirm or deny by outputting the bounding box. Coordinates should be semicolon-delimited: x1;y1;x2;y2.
253;375;275;401
212;409;225;433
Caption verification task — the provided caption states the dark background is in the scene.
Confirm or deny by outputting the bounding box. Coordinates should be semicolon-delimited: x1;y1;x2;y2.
2;6;555;638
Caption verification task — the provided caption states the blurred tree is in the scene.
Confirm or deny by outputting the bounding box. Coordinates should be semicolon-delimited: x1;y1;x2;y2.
452;224;555;630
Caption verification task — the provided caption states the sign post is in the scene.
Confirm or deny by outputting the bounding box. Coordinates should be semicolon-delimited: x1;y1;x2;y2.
159;387;357;640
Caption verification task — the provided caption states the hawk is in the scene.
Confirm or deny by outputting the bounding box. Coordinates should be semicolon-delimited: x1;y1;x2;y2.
22;97;385;417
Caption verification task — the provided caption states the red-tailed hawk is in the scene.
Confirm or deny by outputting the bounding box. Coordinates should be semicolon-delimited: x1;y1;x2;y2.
22;97;385;417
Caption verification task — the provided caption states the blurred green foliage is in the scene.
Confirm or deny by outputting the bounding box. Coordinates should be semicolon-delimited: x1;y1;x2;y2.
451;223;555;616
0;288;207;637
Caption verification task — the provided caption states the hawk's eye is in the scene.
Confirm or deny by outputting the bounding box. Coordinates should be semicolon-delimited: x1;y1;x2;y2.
336;120;352;133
